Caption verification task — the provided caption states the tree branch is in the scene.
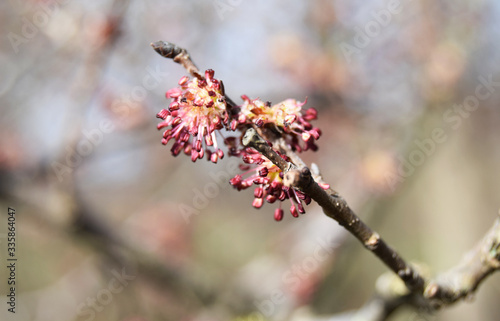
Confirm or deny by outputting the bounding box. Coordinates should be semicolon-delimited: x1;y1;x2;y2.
151;40;500;320
242;127;426;294
244;127;500;309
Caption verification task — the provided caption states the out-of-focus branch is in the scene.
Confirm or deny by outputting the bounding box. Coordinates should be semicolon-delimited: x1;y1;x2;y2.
6;185;217;309
425;214;500;306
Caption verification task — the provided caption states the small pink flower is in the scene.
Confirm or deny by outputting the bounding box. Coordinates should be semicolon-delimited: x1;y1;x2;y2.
238;96;322;152
229;148;312;221
156;70;229;163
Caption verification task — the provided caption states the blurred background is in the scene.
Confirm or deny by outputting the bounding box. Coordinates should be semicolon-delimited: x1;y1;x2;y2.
1;0;500;320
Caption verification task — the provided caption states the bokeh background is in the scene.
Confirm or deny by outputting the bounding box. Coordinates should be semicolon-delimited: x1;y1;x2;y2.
1;0;500;320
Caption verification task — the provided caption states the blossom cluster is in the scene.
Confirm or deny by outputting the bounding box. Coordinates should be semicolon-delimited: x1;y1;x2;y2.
156;70;228;163
156;70;322;220
228;148;312;221
238;96;321;152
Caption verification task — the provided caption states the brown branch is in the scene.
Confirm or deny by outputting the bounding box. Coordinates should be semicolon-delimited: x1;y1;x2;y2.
242;128;294;171
242;127;425;294
245;127;500;309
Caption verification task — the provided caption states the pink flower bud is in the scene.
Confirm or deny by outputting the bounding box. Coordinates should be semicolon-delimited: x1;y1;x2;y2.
166;88;182;98
210;152;218;163
156;109;169;119
266;195;277;203
252;198;263;208
259;167;269;177
274;208;284;221
254;187;263;198
178;76;189;86
169;102;179;111
205;69;215;80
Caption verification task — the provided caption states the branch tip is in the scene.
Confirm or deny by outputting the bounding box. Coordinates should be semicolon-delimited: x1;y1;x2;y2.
151;40;185;59
151;40;203;79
